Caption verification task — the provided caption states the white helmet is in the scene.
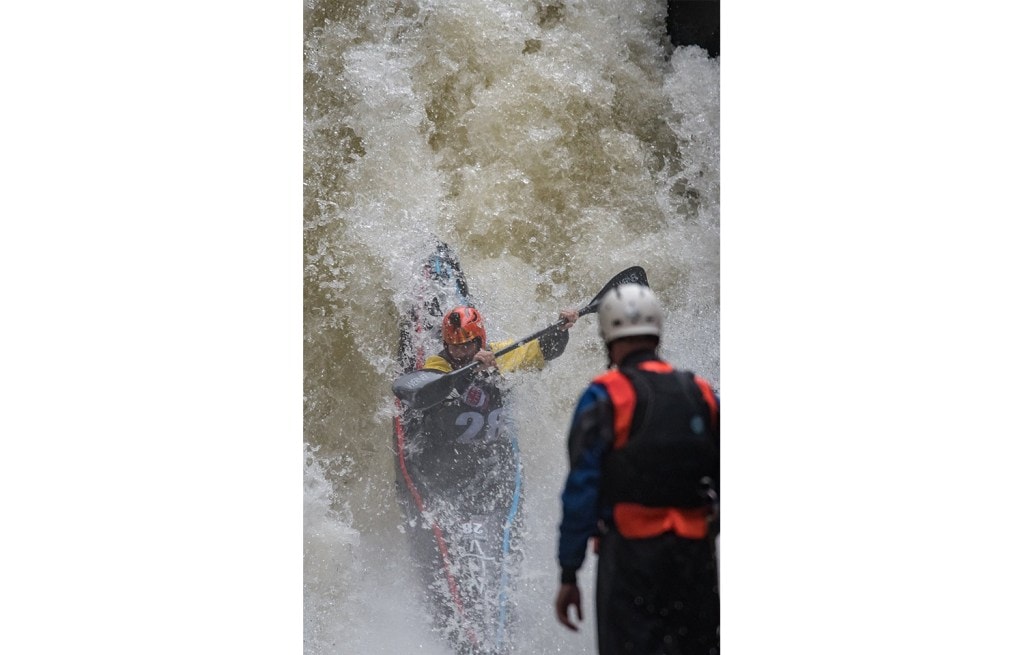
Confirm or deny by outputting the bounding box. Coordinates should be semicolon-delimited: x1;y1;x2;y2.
598;283;663;344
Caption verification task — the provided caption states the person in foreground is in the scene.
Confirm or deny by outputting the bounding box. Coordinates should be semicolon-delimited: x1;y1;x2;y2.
554;283;720;655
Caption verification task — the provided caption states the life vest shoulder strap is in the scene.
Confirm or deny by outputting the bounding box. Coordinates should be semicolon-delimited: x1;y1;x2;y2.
637;360;673;374
593;369;636;448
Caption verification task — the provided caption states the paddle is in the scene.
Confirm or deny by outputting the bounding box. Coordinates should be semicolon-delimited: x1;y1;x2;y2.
393;266;648;410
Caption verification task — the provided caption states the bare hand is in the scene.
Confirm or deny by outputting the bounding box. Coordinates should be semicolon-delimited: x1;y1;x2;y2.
558;309;579;330
555;583;583;631
473;349;497;370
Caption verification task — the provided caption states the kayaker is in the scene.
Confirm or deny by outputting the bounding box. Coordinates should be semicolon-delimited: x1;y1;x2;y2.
396;302;580;648
422;305;579;375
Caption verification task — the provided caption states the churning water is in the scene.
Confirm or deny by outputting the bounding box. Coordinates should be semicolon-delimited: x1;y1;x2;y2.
303;1;718;652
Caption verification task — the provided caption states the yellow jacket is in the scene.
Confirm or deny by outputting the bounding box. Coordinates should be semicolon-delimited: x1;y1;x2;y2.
422;338;548;374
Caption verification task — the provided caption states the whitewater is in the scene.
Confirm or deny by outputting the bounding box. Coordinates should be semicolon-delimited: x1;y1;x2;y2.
7;2;1023;654
303;1;719;652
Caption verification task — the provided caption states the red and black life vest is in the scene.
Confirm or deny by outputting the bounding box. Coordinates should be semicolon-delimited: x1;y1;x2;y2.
595;358;719;539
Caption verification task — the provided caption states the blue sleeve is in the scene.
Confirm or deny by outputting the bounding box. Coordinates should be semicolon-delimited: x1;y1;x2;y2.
557;383;614;574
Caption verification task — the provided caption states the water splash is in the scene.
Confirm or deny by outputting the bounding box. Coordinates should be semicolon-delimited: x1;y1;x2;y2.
304;0;718;652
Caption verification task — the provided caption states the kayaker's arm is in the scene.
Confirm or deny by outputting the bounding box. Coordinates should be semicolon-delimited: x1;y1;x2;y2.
538;309;578;361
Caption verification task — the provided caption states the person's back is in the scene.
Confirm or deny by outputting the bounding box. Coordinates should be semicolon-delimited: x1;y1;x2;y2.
597;351;719;515
555;284;720;655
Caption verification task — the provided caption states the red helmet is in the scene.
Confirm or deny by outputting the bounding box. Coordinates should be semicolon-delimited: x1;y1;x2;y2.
442;306;486;346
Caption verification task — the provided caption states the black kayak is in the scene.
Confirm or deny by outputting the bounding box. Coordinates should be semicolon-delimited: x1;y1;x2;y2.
392;243;523;655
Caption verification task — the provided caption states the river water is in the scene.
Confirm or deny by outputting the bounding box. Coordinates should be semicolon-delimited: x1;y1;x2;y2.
303;1;719;652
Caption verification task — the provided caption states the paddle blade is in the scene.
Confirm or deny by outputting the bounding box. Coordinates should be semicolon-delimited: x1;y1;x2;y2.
393;370;443;402
393;366;478;410
580;266;649;315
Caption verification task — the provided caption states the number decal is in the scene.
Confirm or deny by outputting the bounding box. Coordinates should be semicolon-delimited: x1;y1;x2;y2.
455;408;504;443
485;408;503;440
455;412;485;443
